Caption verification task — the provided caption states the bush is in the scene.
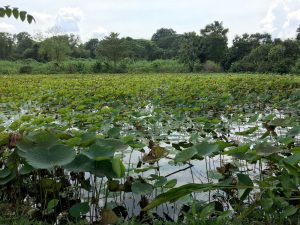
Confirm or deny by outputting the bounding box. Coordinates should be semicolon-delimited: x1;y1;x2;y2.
229;61;256;73
128;60;187;73
292;58;300;74
203;60;222;73
19;66;33;74
193;62;203;72
92;61;103;73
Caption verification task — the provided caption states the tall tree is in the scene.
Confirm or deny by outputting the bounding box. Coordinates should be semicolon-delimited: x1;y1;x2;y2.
296;25;300;41
39;35;70;62
0;33;14;59
179;32;201;72
200;21;229;63
151;28;180;59
84;38;99;58
224;32;272;70
96;32;126;63
14;32;34;58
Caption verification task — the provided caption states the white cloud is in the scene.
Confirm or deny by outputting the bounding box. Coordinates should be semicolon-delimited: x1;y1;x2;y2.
48;7;83;34
0;22;16;33
90;26;109;40
260;0;300;39
31;12;54;33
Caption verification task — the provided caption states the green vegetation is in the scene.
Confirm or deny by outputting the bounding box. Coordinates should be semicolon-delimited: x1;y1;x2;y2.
0;74;299;224
1;21;300;74
0;59;188;74
0;6;35;23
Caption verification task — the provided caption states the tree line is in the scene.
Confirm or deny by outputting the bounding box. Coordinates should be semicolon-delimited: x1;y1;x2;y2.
1;21;300;74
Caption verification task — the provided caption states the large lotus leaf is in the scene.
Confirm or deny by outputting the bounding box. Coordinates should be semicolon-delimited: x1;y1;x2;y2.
225;145;250;160
21;144;76;170
92;160;120;178
175;147;197;162
17;138;35;158
64;154;94;172
194;141;219;157
95;139;128;152
82;144;115;161
26;131;58;147
107;127;121;139
0;168;11;178
255;143;281;156
19;163;35;175
79;133;96;147
0;170;17;185
69;202;90;218
82;139;128;160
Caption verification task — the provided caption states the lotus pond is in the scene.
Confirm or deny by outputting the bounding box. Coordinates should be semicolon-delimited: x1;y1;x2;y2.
0;74;300;225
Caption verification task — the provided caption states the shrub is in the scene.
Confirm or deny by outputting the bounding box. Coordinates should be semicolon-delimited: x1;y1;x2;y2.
229;61;256;73
92;61;103;73
292;58;300;74
193;62;203;72
203;60;222;73
19;66;33;74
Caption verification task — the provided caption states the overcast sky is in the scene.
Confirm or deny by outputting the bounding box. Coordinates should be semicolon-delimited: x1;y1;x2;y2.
1;0;300;43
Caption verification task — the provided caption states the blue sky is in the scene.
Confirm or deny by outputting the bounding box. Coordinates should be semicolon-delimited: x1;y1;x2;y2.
1;0;300;43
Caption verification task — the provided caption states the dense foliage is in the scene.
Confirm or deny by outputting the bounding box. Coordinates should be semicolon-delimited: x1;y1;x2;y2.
1;21;300;74
0;74;299;224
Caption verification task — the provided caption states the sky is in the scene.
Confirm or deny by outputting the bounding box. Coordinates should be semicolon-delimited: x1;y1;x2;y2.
0;0;300;44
